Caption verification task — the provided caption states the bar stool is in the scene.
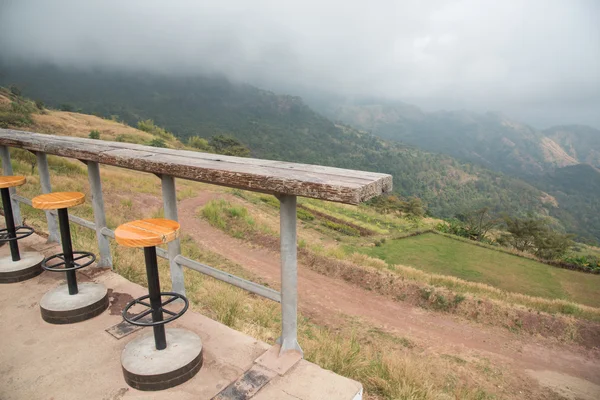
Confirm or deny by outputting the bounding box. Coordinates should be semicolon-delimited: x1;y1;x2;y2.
0;176;44;283
115;218;202;391
32;192;108;324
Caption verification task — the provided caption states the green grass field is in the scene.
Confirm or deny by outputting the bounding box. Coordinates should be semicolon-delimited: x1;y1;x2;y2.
360;233;600;307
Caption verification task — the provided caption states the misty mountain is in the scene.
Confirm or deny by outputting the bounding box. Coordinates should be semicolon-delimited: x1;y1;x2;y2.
543;125;600;168
2;63;597;241
325;102;597;176
323;101;600;242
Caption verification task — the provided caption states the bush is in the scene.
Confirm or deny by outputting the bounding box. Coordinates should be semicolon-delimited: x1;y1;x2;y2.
60;103;74;112
201;199;255;238
137;119;176;141
297;208;315;221
88;130;100;140
209;135;250;157
0;102;34;128
502;216;573;260
9;84;21;96
188;136;213;152
35;100;45;110
321;220;360;236
149;138;166;148
562;255;600;273
259;195;280;208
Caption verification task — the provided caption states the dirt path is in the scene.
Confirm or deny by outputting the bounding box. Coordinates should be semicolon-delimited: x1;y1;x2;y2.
180;193;600;399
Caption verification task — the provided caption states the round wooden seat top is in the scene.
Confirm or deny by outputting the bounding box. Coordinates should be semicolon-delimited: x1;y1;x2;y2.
115;218;180;248
31;192;85;210
0;176;26;189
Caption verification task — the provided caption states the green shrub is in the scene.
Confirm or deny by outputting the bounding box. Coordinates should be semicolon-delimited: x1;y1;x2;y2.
149;138;166;148
259;195;280;208
89;130;100;140
188;136;213;152
297;208;314;221
9;84;21;96
321;220;360;237
137;119;176;141
0;102;35;128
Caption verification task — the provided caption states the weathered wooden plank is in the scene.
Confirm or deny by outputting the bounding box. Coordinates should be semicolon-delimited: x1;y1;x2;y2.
0;129;392;204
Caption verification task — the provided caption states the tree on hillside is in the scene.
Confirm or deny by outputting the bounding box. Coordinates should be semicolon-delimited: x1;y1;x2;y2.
456;207;500;241
209;135;250;157
89;129;100;139
188;136;213;152
9;84;21;97
402;197;425;218
499;216;573;259
366;194;426;218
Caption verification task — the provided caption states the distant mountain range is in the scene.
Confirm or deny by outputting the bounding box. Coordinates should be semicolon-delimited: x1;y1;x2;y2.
325;102;600;176
1;63;598;242
322;101;600;242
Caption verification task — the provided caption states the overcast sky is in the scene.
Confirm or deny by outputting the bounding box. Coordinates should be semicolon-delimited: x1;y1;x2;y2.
1;0;599;128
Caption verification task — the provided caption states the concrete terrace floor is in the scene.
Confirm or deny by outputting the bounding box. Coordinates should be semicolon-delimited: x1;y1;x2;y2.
0;233;363;400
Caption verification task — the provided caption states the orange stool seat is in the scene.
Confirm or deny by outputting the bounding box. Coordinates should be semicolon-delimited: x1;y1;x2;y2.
32;192;85;210
115;218;180;248
0;176;26;189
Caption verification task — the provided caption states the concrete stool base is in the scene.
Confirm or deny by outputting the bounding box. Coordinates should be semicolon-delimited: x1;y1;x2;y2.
121;328;203;391
40;282;108;324
0;252;44;283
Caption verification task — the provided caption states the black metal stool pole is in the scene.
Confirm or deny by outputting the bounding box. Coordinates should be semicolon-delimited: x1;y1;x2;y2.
1;187;20;262
57;208;78;295
144;246;167;350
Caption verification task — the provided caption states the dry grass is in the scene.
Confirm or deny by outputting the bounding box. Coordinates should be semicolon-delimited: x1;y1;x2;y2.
196;196;600;347
107;234;510;400
1;151;523;399
1;113;578;399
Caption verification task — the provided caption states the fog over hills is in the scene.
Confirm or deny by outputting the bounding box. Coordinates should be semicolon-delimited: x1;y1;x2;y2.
1;0;599;241
1;0;599;128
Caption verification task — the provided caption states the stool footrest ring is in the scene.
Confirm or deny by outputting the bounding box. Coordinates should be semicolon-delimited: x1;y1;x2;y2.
122;292;189;327
42;251;96;272
0;226;34;243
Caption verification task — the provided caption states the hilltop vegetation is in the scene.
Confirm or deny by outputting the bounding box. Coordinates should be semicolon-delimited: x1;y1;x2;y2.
2;97;600;399
361;232;599;307
325;100;600;243
1;65;565;232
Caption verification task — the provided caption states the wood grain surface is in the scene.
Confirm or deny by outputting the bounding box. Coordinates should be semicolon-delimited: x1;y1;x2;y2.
0;129;392;204
115;218;180;248
31;192;85;210
0;175;25;189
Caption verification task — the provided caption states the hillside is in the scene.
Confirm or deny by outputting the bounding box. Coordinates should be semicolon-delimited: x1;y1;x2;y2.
324;100;600;242
0;64;565;228
327;102;587;176
544;125;600;168
3;97;600;400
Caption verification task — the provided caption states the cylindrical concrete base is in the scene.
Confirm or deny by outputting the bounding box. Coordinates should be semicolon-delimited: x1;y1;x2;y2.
0;252;44;283
40;282;108;324
121;328;203;391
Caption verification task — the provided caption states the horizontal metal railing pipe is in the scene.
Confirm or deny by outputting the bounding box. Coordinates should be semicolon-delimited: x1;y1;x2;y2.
11;192;279;301
175;254;282;303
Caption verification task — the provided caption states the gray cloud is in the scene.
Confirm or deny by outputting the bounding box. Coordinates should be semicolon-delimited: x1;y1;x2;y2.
1;0;599;127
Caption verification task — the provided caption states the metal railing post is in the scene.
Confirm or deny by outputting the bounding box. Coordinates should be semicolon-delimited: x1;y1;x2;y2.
278;194;303;356
87;161;113;268
161;175;185;295
36;152;60;243
0;146;22;225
